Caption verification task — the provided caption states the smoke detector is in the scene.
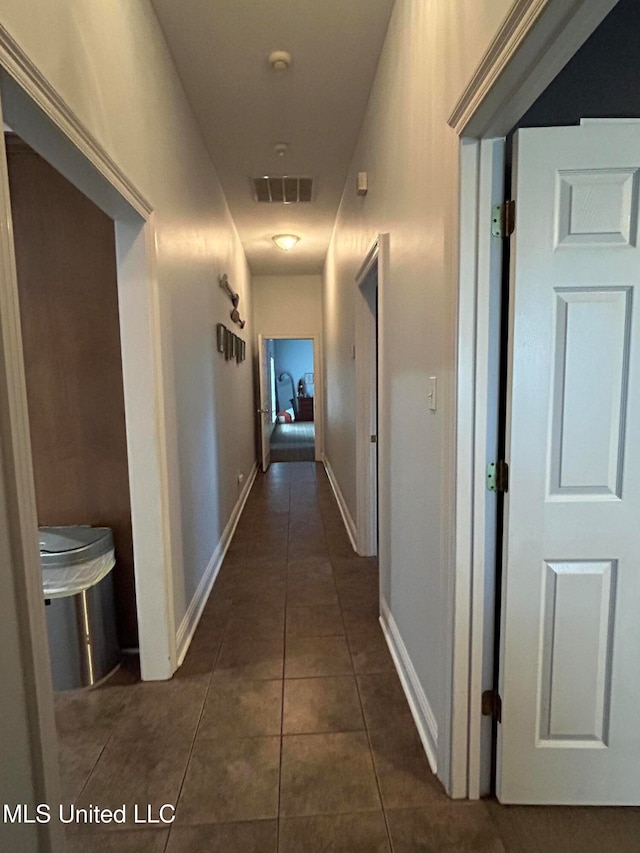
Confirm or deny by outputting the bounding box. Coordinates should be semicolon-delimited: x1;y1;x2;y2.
268;50;292;72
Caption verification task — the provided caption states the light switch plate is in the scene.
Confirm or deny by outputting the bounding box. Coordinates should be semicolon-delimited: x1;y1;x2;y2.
428;376;437;412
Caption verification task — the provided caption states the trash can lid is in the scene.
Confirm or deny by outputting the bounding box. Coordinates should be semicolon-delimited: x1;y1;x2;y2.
39;526;114;569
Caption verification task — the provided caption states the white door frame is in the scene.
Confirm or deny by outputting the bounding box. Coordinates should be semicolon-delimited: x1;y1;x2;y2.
449;0;620;798
354;234;390;578
0;33;177;850
0;99;64;853
260;333;324;462
355;238;380;557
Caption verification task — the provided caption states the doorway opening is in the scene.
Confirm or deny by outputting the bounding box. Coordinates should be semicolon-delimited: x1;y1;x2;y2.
6;131;139;688
269;337;316;463
257;333;322;472
0;72;175;679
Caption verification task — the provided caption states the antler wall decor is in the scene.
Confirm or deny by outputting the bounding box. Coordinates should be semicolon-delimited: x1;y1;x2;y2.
219;273;246;328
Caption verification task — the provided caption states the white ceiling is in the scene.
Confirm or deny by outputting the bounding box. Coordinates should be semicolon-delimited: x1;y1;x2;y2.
150;0;395;275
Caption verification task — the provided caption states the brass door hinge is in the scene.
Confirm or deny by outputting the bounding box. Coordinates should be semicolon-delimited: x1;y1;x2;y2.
491;200;515;237
482;689;502;723
487;460;509;493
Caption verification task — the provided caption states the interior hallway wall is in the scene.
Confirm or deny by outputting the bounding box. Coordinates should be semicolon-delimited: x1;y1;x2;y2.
0;1;255;646
323;0;513;779
253;274;323;339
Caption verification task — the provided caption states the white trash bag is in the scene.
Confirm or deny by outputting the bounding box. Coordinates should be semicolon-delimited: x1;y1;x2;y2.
42;552;115;598
39;526;115;598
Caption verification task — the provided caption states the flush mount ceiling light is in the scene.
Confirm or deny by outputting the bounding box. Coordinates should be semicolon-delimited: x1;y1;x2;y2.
272;234;300;251
268;50;291;72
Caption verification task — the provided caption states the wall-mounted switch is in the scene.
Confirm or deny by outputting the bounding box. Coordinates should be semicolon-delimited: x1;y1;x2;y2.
428;376;437;412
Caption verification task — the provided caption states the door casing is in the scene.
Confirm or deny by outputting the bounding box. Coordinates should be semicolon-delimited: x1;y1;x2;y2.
354;235;390;593
355;239;380;557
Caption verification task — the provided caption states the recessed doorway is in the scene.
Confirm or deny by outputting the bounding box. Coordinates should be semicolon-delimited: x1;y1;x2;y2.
269;337;315;462
6;131;139;668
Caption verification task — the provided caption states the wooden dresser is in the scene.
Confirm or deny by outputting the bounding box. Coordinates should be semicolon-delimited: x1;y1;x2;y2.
297;396;314;422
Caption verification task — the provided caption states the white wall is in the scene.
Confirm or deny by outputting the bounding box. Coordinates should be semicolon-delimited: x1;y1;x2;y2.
253;274;323;339
323;0;513;780
0;2;256;645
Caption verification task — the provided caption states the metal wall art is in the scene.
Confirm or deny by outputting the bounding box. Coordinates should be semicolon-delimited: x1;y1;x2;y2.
216;323;246;363
219;273;246;328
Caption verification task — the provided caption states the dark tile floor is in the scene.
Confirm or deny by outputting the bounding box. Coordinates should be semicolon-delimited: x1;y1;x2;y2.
56;462;640;851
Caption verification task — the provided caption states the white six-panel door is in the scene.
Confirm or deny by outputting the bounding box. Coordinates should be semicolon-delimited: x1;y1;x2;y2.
498;121;640;804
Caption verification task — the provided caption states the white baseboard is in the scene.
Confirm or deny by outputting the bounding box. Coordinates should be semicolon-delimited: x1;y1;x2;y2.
380;596;439;773
175;462;258;666
322;455;357;553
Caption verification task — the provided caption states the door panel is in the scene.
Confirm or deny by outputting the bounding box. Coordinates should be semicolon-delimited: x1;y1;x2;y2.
550;288;631;497
498;122;640;804
539;559;615;744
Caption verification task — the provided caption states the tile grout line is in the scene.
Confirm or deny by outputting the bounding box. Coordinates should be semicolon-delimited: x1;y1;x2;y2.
71;738;110;810
67;668;158;813
166;533;239;846
349;647;395;852
170;471;271;839
172;464;386;849
326;470;393;845
321;466;395;852
275;469;293;849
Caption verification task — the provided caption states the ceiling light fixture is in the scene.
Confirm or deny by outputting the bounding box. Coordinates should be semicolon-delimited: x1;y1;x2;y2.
268;50;292;72
272;234;300;251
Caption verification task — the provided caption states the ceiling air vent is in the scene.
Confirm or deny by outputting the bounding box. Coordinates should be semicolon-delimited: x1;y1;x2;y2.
252;176;313;203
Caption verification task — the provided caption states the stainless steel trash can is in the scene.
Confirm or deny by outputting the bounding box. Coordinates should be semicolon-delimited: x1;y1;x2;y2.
40;526;120;691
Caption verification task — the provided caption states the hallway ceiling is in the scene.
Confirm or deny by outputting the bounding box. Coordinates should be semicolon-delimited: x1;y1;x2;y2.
150;0;394;274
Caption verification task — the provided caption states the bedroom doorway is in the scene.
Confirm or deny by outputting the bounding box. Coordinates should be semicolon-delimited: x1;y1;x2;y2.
268;337;316;462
